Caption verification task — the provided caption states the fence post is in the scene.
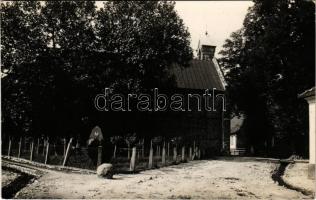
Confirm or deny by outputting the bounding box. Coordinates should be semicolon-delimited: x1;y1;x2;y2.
30;140;34;161
196;146;198;157
36;138;40;155
113;144;117;159
127;144;130;159
43;138;48;156
162;142;166;166
148;140;153;169
63;138;73;166
189;147;192;161
7;138;12;157
193;146;198;160
45;142;50;164
63;138;66;157
181;146;185;162
167;142;170;158
192;141;196;160
42;138;46;156
173;146;177;162
53;143;57;156
18;137;22;158
24;137;26;153
156;145;159;157
142;140;144;157
130;147;136;172
97;145;103;167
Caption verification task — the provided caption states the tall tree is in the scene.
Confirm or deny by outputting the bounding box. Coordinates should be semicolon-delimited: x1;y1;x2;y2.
219;0;315;157
41;1;97;51
1;1;45;74
96;1;193;92
1;1;193;138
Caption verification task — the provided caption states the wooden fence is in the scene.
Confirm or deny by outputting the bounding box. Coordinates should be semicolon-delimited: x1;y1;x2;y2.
2;137;202;172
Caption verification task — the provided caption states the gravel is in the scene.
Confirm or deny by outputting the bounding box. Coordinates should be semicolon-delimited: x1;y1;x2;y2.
13;160;314;199
283;163;315;194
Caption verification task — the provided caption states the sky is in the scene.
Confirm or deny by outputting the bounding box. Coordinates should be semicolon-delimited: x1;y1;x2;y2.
96;1;253;57
174;1;253;57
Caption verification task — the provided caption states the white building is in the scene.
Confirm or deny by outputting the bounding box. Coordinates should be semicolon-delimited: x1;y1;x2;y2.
229;115;245;155
299;87;315;179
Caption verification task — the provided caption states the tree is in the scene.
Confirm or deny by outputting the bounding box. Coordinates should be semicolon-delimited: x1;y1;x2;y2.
41;1;97;51
95;1;193;92
1;1;45;74
1;1;102;138
219;0;315;157
1;1;193;139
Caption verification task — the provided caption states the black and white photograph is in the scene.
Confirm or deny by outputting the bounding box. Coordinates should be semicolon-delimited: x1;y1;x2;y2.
1;0;315;199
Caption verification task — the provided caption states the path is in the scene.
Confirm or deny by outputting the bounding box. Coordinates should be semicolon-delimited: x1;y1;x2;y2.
10;160;313;199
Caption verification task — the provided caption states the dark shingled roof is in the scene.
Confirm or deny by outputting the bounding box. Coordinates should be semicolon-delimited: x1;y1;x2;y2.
170;59;225;91
298;87;315;99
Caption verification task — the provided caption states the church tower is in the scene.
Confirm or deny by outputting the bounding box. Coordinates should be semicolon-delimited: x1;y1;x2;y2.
197;31;216;60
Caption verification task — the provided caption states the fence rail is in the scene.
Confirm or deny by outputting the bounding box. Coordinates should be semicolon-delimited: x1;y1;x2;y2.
2;137;202;172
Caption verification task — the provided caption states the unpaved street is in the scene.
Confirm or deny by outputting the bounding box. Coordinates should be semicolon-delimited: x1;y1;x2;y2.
15;160;312;199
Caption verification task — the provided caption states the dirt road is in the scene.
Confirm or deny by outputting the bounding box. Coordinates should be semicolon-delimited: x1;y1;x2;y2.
13;160;312;199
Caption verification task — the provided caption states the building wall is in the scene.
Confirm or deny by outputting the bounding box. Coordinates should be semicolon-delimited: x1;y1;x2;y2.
230;135;237;150
307;97;315;179
308;99;315;164
144;88;225;157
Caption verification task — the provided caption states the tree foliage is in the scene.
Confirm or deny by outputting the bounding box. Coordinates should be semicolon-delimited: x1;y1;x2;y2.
219;0;315;157
96;1;192;91
1;1;193;138
1;1;45;72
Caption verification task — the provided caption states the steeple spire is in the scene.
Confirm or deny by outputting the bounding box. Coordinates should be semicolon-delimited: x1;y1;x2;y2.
197;28;216;60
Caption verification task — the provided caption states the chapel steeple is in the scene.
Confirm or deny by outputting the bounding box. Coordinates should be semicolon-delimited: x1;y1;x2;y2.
197;31;216;60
